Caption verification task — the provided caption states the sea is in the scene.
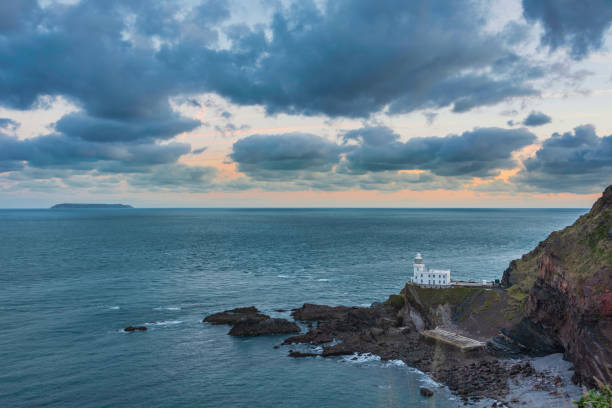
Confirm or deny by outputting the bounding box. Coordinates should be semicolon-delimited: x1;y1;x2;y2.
0;208;587;407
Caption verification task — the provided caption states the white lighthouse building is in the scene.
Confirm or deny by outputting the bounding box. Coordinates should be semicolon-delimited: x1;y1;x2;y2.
412;253;451;287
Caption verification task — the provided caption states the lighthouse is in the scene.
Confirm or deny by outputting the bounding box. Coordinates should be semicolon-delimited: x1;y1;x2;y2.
413;252;426;275
412;253;451;287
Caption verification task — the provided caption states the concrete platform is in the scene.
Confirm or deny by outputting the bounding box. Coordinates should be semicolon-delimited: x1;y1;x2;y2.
420;328;486;352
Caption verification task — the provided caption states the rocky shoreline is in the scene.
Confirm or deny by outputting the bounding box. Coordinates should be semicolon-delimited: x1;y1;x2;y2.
203;301;576;406
201;185;611;406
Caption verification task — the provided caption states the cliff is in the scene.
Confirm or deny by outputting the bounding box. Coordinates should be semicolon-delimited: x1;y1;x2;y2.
400;285;524;340
501;185;612;386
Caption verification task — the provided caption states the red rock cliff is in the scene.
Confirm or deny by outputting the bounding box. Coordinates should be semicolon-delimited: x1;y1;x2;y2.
502;185;612;386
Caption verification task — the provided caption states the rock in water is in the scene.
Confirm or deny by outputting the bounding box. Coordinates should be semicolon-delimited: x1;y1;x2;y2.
203;306;270;325
124;326;147;332
420;387;434;397
228;318;300;337
291;303;351;321
288;351;319;358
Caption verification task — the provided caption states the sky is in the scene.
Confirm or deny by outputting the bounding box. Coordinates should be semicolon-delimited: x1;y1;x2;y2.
0;0;611;208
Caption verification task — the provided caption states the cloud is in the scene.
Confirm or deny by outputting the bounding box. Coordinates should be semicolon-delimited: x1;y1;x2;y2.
226;126;537;191
0;0;210;147
230;133;344;179
55;113;201;142
0;0;605;198
0;0;39;34
128;163;218;191
196;0;541;117
0;118;19;131
0;0;541;134
0;132;190;172
522;111;552;127
513;124;612;193
342;126;536;177
423;112;438;125
522;0;612;59
191;147;207;154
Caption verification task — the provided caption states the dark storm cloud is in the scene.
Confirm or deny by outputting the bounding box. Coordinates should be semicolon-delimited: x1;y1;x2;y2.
0;0;540;134
0;133;190;171
513;125;612;193
227;126;536;188
0;0;39;33
342;126;536;177
0;118;19;131
176;0;540;117
0;0;593;195
522;111;552;127
55;113;200;143
0;0;212;145
522;0;612;59
230;133;344;178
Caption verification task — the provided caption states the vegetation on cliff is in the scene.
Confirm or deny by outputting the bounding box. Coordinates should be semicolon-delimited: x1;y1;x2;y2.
574;384;612;408
400;284;523;339
502;185;612;297
501;185;612;387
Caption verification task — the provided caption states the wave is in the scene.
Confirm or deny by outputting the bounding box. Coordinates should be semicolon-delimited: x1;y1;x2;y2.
277;274;290;278
144;320;183;326
153;306;181;311
340;353;439;383
108;306;120;310
340;352;381;364
316;278;330;282
383;359;407;368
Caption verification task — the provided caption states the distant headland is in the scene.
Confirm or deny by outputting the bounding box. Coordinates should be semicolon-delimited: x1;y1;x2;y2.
50;203;133;209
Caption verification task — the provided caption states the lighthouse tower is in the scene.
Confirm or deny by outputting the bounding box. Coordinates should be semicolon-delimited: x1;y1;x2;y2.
412;252;451;287
413;253;425;283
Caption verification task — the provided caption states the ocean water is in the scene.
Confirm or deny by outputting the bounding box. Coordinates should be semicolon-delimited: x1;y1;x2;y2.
0;208;586;407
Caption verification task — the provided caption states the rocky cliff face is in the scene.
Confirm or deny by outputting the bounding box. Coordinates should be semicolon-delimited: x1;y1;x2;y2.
502;185;612;387
401;284;523;340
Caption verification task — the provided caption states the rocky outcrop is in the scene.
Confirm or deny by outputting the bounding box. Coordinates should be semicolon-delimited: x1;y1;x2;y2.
487;318;563;356
124;326;147;332
501;185;612;387
291;303;351;321
203;306;300;337
203;306;269;325
228;318;300;337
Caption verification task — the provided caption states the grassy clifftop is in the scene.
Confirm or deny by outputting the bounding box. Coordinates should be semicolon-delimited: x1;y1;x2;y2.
401;284;523;339
501;185;612;296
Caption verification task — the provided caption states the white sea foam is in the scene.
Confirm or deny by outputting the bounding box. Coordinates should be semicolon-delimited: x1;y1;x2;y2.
316;278;330;282
144;320;183;326
418;375;441;387
383;359;406;368
277;274;290;278
153;306;181;311
108;306;120;310
340;352;381;364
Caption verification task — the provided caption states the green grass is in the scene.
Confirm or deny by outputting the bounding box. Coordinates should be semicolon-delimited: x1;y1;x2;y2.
410;286;480;308
386;294;405;310
474;290;502;313
574;384;612;407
